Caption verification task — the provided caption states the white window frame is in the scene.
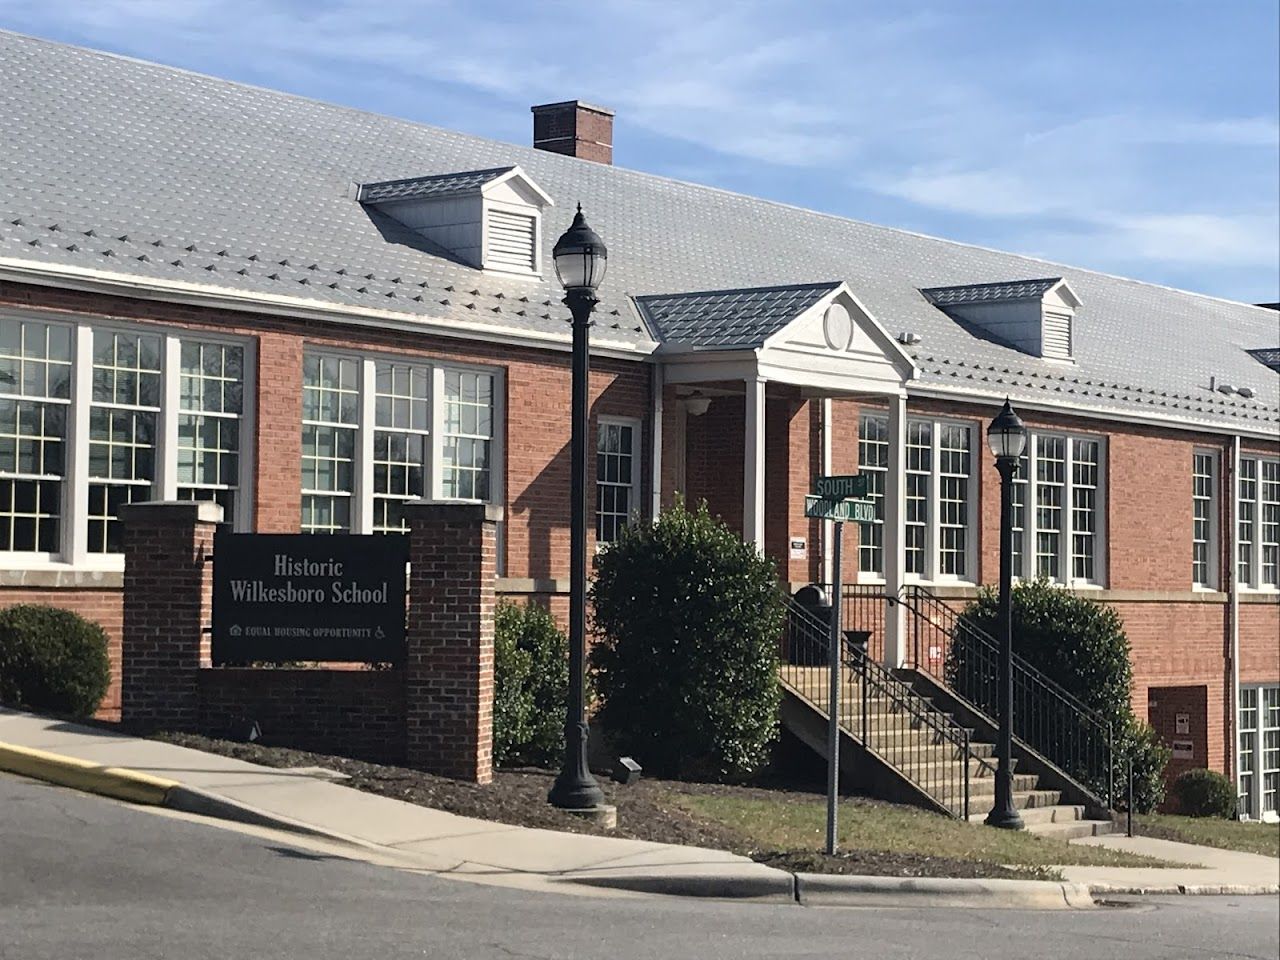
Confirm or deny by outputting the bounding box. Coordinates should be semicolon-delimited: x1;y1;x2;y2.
1012;430;1107;588
300;347;505;536
856;413;978;585
1238;683;1280;822
0;309;255;570
1238;454;1280;592
595;415;642;547
1192;449;1219;590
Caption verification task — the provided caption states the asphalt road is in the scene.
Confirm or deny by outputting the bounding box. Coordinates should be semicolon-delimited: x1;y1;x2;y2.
1;774;1277;960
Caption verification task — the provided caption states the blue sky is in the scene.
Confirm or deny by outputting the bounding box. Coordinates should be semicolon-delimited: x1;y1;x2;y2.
2;0;1277;302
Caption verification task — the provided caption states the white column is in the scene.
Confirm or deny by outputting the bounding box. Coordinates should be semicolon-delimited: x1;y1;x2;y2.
821;397;834;586
743;377;766;551
64;323;94;564
352;357;376;534
650;364;663;520
884;392;908;667
157;335;181;501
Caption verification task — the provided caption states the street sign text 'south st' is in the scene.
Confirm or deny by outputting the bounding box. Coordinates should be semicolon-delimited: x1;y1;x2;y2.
815;474;868;500
804;495;876;523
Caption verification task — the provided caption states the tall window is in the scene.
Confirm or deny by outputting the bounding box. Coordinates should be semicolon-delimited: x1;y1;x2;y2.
372;362;429;533
1239;684;1280;820
1239;455;1280;590
299;355;501;535
1011;431;1105;585
441;370;493;501
0;319;70;553
857;413;888;575
1192;451;1217;588
177;341;244;517
301;355;358;534
857;413;974;581
88;330;162;553
597;419;639;544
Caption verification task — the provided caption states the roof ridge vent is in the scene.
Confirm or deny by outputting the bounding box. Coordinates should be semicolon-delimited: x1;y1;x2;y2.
920;277;1081;362
357;164;553;278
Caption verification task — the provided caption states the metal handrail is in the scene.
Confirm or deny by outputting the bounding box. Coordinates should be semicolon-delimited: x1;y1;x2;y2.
900;584;1116;808
781;597;987;818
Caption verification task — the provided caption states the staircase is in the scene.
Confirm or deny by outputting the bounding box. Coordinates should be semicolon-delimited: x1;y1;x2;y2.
779;595;1116;838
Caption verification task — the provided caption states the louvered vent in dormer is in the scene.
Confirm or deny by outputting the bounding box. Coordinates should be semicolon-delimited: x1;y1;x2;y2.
485;209;537;273
357;164;552;277
920;278;1082;362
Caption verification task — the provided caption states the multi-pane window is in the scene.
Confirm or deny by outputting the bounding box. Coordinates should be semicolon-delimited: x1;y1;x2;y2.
0;320;70;553
301;355;358;534
441;370;494;501
905;422;930;576
597;419;638;545
1011;431;1105;585
176;341;243;518
1239;684;1280;821
857;413;974;581
372;362;429;533
298;355;501;536
857;414;888;575
88;330;161;553
1239;456;1280;590
1192;452;1217;588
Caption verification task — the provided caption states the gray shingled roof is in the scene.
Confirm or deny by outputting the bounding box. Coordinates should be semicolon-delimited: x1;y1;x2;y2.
359;167;515;203
921;278;1062;306
0;31;1276;433
636;282;839;348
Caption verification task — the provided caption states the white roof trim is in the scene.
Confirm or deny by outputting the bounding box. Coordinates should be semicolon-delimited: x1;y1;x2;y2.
484;165;555;207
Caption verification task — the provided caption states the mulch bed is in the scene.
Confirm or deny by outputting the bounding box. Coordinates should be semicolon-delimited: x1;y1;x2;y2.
152;732;1045;879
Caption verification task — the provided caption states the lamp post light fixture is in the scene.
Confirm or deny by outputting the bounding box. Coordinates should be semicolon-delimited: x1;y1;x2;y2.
547;204;608;813
985;398;1028;830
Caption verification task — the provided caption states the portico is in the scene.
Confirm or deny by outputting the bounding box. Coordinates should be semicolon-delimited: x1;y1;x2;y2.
638;282;916;667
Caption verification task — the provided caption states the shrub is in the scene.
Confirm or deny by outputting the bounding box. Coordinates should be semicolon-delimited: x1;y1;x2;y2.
953;579;1167;812
1171;768;1238;819
492;600;569;768
589;499;785;780
0;605;111;718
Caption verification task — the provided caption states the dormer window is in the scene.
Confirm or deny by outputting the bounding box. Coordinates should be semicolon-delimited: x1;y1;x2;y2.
357;165;553;278
921;277;1082;362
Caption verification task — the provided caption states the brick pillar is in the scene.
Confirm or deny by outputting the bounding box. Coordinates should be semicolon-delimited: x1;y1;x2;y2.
119;501;222;731
404;501;501;782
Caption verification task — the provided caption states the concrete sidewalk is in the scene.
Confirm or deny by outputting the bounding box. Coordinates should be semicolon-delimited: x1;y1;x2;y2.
0;708;794;901
1058;834;1280;895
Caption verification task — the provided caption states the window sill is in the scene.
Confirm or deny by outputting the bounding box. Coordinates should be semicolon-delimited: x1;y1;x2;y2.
0;561;125;589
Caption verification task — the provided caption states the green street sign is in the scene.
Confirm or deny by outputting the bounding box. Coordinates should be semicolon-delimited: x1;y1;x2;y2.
815;474;868;500
804;495;876;523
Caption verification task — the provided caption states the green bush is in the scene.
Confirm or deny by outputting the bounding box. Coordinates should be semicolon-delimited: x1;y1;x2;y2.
0;605;110;718
953;579;1168;812
493;600;569;768
589;499;785;780
1171;768;1238;819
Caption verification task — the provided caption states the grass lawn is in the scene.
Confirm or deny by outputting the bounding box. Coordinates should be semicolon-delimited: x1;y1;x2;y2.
1132;813;1280;858
671;792;1182;875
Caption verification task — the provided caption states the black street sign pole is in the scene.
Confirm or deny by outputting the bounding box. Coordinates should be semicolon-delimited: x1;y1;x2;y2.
826;519;843;856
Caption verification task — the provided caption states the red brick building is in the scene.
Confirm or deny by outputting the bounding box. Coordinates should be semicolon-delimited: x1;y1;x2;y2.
0;33;1276;816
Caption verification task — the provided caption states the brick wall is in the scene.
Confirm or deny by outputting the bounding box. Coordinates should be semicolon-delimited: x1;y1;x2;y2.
1147;683;1210;810
197;668;406;764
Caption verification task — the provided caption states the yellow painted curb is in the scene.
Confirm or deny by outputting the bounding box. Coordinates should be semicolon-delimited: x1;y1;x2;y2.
0;741;179;805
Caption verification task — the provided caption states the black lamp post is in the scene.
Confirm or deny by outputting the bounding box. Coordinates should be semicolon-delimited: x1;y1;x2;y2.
548;204;608;812
985;398;1028;830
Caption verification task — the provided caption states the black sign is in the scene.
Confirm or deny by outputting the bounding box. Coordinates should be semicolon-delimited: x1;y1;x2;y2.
212;532;408;665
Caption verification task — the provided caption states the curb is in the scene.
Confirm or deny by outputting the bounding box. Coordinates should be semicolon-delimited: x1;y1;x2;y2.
0;740;374;851
796;873;1096;909
557;870;796;902
1087;882;1280;897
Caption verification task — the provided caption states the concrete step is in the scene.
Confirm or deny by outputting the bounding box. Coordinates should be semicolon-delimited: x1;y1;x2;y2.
918;772;1040;796
969;789;1063;813
1022;818;1117;840
967;804;1084;826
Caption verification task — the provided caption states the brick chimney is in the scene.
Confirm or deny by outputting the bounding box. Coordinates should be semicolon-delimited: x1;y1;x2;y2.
531;100;614;164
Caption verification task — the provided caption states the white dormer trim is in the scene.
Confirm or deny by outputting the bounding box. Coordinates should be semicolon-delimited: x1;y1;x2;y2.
359;164;553;279
922;278;1082;363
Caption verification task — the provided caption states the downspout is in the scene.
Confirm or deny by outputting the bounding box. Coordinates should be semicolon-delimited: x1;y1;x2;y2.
650;363;663;521
1229;435;1241;788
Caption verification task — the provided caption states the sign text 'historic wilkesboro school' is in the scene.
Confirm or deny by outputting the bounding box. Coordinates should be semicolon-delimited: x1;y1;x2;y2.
212;532;408;664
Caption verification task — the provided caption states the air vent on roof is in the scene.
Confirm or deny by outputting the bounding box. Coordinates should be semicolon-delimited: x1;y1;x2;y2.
920;278;1081;362
485;209;537;273
357;164;552;277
